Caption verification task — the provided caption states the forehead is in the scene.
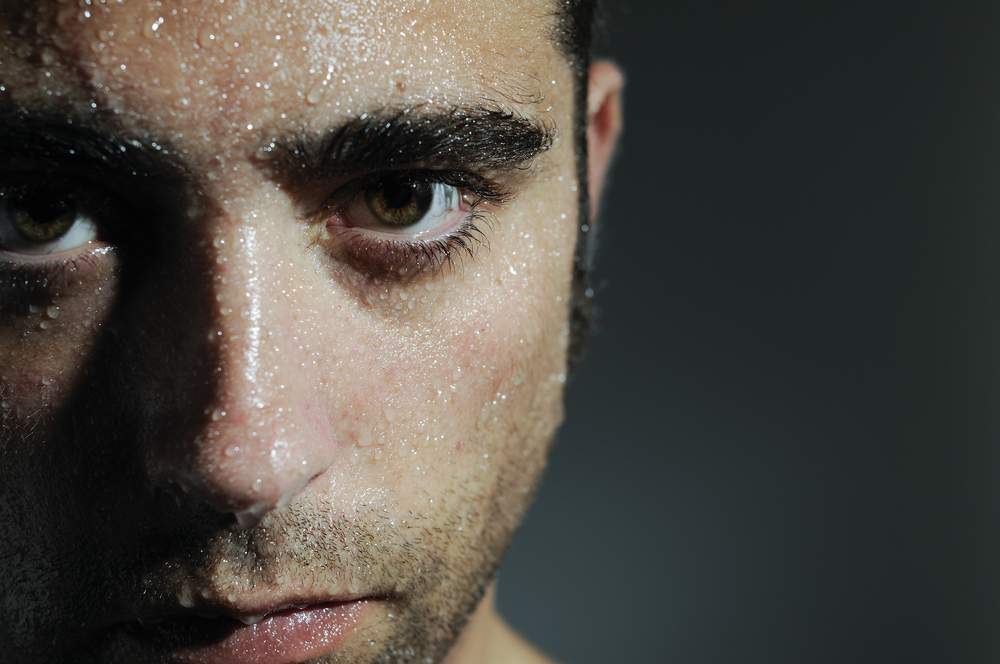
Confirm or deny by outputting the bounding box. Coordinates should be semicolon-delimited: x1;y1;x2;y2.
0;0;563;153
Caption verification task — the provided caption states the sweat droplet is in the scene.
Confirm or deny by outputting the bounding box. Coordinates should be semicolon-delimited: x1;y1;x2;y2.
45;305;60;319
305;83;325;105
253;141;278;161
39;47;57;66
224;445;241;458
177;587;195;609
211;408;226;421
143;16;165;39
198;27;217;48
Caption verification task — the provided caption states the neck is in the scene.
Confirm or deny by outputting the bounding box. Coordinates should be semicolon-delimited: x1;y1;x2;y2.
444;583;553;664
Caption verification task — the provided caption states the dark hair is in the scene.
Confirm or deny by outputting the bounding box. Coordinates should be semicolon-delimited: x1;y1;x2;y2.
555;0;599;370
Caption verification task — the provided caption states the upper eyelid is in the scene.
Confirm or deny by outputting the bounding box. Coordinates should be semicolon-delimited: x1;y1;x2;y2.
0;107;548;218
0;167;188;227
316;169;514;215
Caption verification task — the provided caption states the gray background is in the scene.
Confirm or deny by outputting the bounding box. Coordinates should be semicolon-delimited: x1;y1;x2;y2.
498;2;997;663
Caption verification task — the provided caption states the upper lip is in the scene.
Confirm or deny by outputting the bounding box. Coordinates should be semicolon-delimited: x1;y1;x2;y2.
138;598;361;627
68;582;385;656
101;588;375;631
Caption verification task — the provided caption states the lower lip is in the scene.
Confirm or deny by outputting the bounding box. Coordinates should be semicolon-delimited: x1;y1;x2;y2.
169;600;370;664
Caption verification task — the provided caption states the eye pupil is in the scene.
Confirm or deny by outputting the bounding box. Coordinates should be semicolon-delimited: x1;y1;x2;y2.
366;177;434;226
9;190;78;242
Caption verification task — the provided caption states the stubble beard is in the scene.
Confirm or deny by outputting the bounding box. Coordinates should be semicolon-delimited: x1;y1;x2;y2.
0;417;553;664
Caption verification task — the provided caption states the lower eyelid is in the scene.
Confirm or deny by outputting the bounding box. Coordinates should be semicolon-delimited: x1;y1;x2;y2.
0;245;116;297
322;215;490;281
331;207;468;240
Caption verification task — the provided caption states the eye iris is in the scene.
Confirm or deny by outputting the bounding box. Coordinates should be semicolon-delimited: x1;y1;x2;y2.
9;192;77;242
365;177;433;227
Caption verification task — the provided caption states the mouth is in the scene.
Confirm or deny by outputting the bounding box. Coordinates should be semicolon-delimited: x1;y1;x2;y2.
111;597;377;664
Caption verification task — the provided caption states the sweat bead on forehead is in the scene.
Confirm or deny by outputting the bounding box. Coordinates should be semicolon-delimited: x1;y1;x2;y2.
1;2;566;158
0;1;594;663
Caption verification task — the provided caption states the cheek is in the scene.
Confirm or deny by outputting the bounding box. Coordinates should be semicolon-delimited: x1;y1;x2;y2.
0;255;119;417
331;207;575;501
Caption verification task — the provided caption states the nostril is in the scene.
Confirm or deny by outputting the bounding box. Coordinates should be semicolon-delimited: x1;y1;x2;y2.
146;436;328;528
232;501;272;529
230;469;325;529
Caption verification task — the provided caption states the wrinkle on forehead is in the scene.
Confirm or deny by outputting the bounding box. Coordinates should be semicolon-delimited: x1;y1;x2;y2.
0;0;562;160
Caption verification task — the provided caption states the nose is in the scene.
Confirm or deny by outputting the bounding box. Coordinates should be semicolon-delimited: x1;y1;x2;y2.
143;214;337;527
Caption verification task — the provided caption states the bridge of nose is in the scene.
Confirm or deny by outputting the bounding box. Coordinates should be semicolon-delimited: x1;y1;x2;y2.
139;202;342;526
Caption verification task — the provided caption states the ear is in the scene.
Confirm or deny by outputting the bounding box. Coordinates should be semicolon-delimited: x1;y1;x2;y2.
586;60;625;220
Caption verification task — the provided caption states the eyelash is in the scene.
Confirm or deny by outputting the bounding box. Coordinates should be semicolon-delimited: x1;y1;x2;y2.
319;169;511;279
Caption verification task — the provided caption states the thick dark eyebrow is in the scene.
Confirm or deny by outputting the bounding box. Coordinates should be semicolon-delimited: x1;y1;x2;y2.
0;104;555;186
270;106;556;181
0;107;190;183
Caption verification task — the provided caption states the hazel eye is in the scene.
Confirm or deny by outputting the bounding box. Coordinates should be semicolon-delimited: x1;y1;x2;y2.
319;169;511;279
365;177;435;227
0;184;100;255
347;174;463;238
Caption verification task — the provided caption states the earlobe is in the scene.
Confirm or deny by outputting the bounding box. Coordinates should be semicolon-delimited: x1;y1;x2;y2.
586;60;625;220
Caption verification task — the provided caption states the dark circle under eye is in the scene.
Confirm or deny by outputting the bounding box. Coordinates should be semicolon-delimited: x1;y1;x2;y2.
8;189;78;243
365;176;434;227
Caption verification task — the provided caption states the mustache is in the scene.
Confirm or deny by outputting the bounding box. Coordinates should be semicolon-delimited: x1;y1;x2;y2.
56;498;439;663
0;378;440;633
91;498;438;616
53;501;445;664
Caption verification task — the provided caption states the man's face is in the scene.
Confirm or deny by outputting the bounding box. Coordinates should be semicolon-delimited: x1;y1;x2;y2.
0;2;581;662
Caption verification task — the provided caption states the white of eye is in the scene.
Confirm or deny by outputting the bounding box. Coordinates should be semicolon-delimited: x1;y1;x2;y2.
0;198;100;256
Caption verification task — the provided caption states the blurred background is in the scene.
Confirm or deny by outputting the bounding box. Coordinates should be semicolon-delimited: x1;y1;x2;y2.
497;2;996;662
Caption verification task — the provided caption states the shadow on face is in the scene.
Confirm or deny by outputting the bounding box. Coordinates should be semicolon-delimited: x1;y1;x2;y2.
0;1;587;662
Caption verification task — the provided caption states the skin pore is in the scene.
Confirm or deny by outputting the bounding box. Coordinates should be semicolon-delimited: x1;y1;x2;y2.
0;2;622;663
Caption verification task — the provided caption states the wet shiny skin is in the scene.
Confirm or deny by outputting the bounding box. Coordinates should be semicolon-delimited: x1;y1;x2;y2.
0;1;584;662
